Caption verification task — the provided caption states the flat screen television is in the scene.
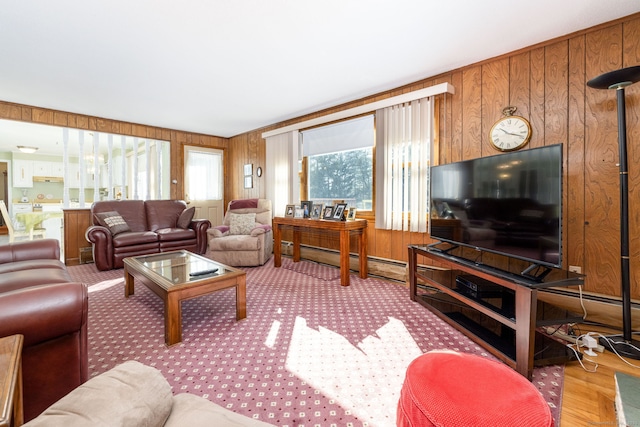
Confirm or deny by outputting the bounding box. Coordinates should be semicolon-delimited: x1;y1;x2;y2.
430;144;563;276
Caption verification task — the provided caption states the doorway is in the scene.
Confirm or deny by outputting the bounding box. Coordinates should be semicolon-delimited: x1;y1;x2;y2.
184;146;224;226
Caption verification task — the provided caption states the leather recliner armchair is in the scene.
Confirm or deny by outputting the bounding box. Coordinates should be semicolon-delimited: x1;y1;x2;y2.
0;239;88;422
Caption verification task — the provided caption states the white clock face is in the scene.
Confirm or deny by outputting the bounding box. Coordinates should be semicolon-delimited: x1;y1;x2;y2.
490;116;531;151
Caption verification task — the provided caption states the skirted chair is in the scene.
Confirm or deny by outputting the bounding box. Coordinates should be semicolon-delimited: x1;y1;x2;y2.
207;199;273;266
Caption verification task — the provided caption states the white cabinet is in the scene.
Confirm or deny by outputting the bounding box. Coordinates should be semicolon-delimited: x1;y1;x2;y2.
33;160;53;176
51;162;64;178
33;161;64;178
12;160;33;188
67;163;96;188
67;163;81;188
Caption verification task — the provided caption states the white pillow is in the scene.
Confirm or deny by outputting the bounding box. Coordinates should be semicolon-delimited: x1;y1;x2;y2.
229;212;256;235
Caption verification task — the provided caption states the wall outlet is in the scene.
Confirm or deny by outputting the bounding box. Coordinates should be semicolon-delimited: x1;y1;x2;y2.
569;265;582;274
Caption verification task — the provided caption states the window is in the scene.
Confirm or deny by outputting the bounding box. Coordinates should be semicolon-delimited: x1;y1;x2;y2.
301;115;374;210
307;148;373;209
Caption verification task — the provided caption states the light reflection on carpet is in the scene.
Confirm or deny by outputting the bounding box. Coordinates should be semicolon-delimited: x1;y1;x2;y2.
69;258;563;427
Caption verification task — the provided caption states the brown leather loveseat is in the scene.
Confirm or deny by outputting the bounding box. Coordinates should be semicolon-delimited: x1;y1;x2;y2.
0;239;88;422
86;199;211;271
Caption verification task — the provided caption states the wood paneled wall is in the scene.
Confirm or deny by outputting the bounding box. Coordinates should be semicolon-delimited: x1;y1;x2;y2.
2;13;639;305
0;101;229;200
228;13;640;302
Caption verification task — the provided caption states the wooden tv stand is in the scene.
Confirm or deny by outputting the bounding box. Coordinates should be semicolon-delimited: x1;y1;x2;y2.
408;245;584;379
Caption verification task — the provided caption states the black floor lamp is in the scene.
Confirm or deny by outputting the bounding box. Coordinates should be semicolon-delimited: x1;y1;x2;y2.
587;65;640;359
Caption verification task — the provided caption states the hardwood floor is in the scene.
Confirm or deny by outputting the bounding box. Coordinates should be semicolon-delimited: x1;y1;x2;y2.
560;327;640;426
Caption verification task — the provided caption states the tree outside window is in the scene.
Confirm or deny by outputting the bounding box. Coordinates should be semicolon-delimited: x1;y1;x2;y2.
307;147;373;210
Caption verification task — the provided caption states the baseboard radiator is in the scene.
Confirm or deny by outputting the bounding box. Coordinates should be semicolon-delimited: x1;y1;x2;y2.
276;241;640;331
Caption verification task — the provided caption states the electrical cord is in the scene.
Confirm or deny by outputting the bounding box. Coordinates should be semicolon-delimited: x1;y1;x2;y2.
566;341;598;373
577;284;588;320
593;333;640;369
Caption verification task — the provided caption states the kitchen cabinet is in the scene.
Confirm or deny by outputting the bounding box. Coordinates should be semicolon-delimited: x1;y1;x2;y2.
12;160;33;188
67;163;79;188
32;160;53;176
51;162;64;177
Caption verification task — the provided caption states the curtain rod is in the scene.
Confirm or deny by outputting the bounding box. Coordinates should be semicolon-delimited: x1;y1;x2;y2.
262;82;455;139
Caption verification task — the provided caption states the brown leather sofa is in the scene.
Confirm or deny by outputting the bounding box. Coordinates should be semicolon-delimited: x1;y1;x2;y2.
86;199;211;271
0;239;88;422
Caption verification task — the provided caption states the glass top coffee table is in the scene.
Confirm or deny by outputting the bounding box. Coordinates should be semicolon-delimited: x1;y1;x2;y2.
123;250;246;346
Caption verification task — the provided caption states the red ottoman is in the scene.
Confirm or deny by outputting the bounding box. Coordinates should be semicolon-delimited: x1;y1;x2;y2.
397;351;554;427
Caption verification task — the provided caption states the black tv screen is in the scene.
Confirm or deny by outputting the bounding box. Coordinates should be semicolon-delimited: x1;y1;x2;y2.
430;144;562;269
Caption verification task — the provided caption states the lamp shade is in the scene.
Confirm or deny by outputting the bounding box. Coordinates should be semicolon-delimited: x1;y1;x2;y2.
587;65;640;89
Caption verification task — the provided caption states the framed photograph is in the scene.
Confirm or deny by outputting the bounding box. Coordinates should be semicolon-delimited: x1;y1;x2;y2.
311;203;323;219
244;175;253;189
285;204;295;218
300;200;312;218
243;163;253;176
322;205;334;219
332;203;347;221
346;207;357;221
294;207;305;218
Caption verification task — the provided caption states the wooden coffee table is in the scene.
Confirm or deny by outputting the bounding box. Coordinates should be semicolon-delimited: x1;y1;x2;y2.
124;251;246;346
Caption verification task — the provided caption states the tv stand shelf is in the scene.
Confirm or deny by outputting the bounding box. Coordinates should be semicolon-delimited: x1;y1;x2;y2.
408;245;584;379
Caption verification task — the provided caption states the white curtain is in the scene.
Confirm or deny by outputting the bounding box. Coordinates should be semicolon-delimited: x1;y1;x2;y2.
265;130;299;217
375;97;433;232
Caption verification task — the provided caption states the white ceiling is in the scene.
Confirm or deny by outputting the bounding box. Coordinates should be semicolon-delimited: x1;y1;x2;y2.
1;0;639;141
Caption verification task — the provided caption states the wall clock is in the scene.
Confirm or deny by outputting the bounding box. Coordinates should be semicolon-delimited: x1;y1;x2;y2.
489;106;531;151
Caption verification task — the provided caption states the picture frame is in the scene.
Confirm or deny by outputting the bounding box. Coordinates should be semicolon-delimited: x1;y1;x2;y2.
346;207;357;221
294;207;305;218
244;175;253;189
311;203;323;220
300;200;312;218
332;203;347;221
322;205;334;219
285;204;295;218
243;163;253;176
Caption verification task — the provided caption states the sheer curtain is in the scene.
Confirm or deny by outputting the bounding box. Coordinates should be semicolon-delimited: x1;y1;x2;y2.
375;97;433;232
185;149;222;200
265;130;300;217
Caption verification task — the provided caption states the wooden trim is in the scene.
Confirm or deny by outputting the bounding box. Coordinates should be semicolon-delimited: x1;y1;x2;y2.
261;83;455;138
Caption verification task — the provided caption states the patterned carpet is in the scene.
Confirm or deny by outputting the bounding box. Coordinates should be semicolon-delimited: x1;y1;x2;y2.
69;258;563;427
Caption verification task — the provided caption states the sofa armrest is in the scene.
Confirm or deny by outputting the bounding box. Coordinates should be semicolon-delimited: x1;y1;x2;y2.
0;239;60;265
0;282;88;347
85;225;114;270
190;219;211;254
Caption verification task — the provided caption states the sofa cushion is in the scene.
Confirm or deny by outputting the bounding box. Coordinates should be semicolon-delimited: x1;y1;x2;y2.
209;234;262;251
222;199;272;227
112;231;158;248
95;211;131;235
146;200;188;231
165;393;275;427
0;259;66;275
156;227;196;241
230;213;256;235
177;206;195;229
23;360;173;427
91;200;148;232
0;268;73;293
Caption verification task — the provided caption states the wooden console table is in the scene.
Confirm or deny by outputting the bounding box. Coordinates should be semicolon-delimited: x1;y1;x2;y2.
0;334;24;427
272;217;368;286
